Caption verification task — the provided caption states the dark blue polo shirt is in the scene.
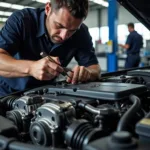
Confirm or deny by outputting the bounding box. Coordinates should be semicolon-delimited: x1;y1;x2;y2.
126;30;143;54
0;8;98;96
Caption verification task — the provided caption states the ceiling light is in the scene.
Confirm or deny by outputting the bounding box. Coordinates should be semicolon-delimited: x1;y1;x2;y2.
89;0;109;7
0;11;12;16
11;4;24;10
32;0;108;7
0;2;11;8
32;0;48;3
0;0;108;21
0;17;8;22
0;2;34;10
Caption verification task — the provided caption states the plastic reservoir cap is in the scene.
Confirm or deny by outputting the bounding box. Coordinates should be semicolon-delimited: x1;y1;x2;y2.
108;131;137;150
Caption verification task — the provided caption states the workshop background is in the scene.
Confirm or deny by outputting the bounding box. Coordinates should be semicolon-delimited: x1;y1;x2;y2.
0;0;149;72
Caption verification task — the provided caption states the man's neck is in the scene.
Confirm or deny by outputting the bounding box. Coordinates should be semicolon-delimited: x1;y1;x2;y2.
130;29;135;33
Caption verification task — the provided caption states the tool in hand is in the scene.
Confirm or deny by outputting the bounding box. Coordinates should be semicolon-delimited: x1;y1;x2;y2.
40;51;73;78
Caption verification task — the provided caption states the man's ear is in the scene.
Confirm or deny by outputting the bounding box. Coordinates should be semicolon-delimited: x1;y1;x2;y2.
45;2;52;16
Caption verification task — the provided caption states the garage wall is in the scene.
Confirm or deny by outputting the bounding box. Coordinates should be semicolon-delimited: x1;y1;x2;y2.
84;10;99;28
84;5;139;28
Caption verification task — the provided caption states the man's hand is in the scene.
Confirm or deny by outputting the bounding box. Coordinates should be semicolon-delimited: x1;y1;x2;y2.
29;56;64;80
66;65;91;84
66;65;100;84
118;44;130;49
118;44;123;47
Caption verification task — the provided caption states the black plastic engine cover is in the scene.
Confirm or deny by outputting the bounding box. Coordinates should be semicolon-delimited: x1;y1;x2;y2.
24;82;147;101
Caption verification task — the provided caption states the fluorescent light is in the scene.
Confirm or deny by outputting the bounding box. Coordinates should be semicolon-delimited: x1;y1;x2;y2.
0;0;108;21
11;4;24;10
32;0;109;7
32;0;48;3
0;2;11;8
0;0;108;11
0;17;8;22
0;2;34;10
0;11;12;16
89;0;109;7
0;2;35;21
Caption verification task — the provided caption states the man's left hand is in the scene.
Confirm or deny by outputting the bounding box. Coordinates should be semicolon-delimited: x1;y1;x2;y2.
66;65;92;84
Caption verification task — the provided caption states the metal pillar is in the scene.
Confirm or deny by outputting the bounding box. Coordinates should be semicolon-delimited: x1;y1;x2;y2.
107;0;118;72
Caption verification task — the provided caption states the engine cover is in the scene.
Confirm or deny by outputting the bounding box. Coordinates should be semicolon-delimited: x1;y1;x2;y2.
24;82;147;101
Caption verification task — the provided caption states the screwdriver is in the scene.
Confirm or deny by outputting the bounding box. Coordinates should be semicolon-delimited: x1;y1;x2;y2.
40;51;73;78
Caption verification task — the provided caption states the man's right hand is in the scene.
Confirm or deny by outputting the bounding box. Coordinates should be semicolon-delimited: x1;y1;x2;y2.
29;56;64;80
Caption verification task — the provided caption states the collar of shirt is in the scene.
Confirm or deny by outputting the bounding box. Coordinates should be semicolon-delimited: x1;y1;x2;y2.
130;30;137;34
35;10;62;51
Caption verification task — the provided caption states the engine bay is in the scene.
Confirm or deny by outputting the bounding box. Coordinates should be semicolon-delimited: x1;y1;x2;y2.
0;67;150;150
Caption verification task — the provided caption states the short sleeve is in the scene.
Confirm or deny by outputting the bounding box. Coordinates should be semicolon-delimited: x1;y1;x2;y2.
0;11;23;55
74;24;98;67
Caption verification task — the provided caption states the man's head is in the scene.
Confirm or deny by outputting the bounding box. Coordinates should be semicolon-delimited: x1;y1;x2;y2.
45;0;89;44
127;22;135;32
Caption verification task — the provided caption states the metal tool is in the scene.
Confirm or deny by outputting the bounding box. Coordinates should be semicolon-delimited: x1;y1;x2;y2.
40;51;73;78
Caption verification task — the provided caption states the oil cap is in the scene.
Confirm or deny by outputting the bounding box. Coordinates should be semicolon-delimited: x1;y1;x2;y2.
108;131;137;150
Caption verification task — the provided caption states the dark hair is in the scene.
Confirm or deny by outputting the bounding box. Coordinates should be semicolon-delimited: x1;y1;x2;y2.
128;22;134;28
50;0;89;19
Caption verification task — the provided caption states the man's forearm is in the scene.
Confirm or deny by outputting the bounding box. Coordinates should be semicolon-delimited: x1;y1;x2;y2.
0;53;34;77
119;44;129;49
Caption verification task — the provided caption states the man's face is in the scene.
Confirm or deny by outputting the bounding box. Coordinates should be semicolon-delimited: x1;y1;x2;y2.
128;27;131;32
128;26;132;32
45;3;83;44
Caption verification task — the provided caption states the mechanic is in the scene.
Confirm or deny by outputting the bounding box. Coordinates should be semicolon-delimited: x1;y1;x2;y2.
119;23;143;69
0;0;101;96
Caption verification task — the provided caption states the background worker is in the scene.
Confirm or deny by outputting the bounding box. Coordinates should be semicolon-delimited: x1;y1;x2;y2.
119;22;143;69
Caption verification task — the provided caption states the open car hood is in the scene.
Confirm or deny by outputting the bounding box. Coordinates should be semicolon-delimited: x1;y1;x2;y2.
117;0;150;30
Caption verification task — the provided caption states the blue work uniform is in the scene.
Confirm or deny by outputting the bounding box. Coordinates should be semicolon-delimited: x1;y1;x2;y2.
0;8;98;96
125;30;143;68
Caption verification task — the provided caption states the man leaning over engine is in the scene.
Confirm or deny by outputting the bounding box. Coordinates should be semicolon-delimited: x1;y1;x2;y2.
0;0;100;96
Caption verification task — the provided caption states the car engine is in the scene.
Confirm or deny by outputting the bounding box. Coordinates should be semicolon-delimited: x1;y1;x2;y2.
0;68;150;150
